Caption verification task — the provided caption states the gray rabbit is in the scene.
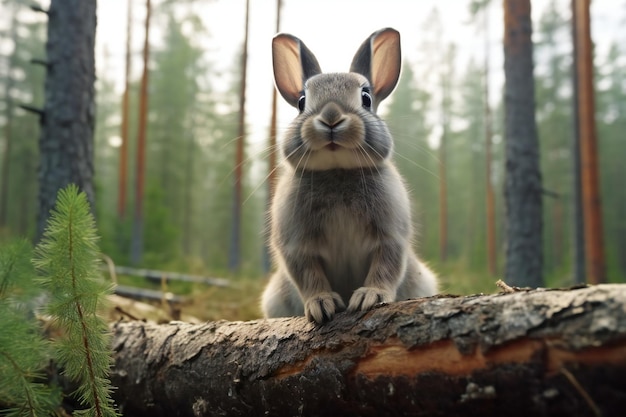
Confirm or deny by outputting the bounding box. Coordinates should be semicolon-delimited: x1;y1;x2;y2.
262;28;438;324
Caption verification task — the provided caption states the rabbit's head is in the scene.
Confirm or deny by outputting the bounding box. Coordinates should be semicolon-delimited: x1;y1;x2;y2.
272;28;401;171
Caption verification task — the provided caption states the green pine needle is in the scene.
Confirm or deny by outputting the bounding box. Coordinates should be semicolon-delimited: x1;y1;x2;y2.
0;240;60;417
33;185;118;417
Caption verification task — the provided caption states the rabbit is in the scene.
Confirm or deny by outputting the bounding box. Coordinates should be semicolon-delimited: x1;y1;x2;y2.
262;27;438;324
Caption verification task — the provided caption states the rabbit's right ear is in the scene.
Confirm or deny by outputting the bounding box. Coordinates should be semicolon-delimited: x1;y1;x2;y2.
272;34;322;108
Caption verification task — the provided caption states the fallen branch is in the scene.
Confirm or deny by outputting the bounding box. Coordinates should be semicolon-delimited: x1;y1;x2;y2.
105;265;230;287
111;284;626;417
113;284;186;304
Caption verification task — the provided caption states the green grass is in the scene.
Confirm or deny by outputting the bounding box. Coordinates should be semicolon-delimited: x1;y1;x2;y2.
109;272;266;322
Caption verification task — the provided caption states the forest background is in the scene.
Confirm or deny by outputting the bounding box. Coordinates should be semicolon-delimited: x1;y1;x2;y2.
0;0;625;320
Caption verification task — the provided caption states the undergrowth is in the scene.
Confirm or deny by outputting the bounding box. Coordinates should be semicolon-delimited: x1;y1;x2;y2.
0;185;118;417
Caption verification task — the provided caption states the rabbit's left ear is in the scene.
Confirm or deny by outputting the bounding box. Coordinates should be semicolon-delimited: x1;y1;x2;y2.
350;28;401;104
273;33;322;108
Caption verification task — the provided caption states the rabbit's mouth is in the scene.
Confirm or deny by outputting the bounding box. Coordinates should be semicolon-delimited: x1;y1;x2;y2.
326;142;340;151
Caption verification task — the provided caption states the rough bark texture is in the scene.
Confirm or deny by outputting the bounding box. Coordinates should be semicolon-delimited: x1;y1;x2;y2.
503;0;543;287
111;284;626;417
37;0;97;241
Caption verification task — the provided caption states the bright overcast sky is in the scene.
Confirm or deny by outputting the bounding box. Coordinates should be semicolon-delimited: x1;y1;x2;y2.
95;0;624;148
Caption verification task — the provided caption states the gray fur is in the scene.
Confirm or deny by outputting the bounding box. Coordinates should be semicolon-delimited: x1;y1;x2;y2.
263;28;437;323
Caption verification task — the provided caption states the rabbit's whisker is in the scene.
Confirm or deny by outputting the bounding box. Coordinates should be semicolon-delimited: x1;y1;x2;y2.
392;151;440;180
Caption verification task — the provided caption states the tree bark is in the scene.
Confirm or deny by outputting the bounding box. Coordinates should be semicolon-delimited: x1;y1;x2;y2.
130;0;151;266
37;0;97;241
503;0;543;286
117;0;132;219
228;0;250;272
111;284;626;417
574;0;606;284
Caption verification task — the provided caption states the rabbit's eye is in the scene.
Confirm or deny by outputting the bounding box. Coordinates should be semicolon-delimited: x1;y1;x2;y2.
298;95;306;112
361;89;372;109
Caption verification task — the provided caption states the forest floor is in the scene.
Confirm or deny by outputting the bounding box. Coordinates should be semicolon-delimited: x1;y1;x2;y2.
104;257;623;324
107;272;266;323
105;262;507;324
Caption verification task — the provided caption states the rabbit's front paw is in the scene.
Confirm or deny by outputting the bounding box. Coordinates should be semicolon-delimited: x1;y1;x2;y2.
347;287;394;312
304;292;346;323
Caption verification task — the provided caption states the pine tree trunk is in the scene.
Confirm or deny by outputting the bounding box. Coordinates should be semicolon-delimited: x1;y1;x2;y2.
573;0;606;284
0;5;19;230
483;5;497;277
229;0;250;271
117;0;132;219
570;0;586;284
130;0;151;265
503;0;543;286
111;285;626;417
36;0;97;241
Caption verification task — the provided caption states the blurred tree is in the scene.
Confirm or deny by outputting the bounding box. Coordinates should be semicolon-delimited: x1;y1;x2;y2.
383;63;436;261
118;0;133;219
534;0;574;281
0;2;18;230
468;0;498;277
0;1;45;238
502;0;544;287
94;48;127;262
569;0;586;283
229;0;250;272
596;42;625;280
36;0;97;242
131;0;151;265
453;60;488;271
573;0;606;284
418;7;454;263
147;12;205;257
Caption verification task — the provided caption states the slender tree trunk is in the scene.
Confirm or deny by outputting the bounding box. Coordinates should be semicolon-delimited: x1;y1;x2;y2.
0;6;19;230
438;125;448;262
483;5;497;277
438;46;453;263
118;0;132;219
502;0;543;287
229;0;250;271
131;0;151;265
570;0;586;284
263;0;282;273
574;0;606;284
182;126;195;255
36;0;97;241
268;0;281;200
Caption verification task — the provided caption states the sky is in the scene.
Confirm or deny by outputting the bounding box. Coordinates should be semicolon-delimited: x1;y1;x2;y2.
94;0;624;149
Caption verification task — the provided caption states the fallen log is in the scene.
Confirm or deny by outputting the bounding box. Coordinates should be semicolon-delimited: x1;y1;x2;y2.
111;284;626;417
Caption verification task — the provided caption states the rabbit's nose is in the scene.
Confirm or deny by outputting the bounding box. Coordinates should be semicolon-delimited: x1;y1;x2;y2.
318;102;347;129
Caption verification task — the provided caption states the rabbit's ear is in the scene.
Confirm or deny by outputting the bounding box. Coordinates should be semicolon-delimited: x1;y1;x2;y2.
273;33;322;108
350;28;401;104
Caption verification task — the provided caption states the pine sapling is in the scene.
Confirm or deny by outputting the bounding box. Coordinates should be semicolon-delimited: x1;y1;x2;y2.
33;185;118;417
0;240;60;417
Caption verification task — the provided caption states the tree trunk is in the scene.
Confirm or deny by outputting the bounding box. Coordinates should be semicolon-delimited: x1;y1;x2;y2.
573;0;606;284
130;0;151;265
228;0;250;272
36;0;97;241
111;284;626;417
570;0;586;284
117;0;132;219
503;0;543;287
483;4;497;277
0;5;19;230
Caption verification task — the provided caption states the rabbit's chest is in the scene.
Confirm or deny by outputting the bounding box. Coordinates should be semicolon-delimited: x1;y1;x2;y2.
317;205;375;295
296;185;379;285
